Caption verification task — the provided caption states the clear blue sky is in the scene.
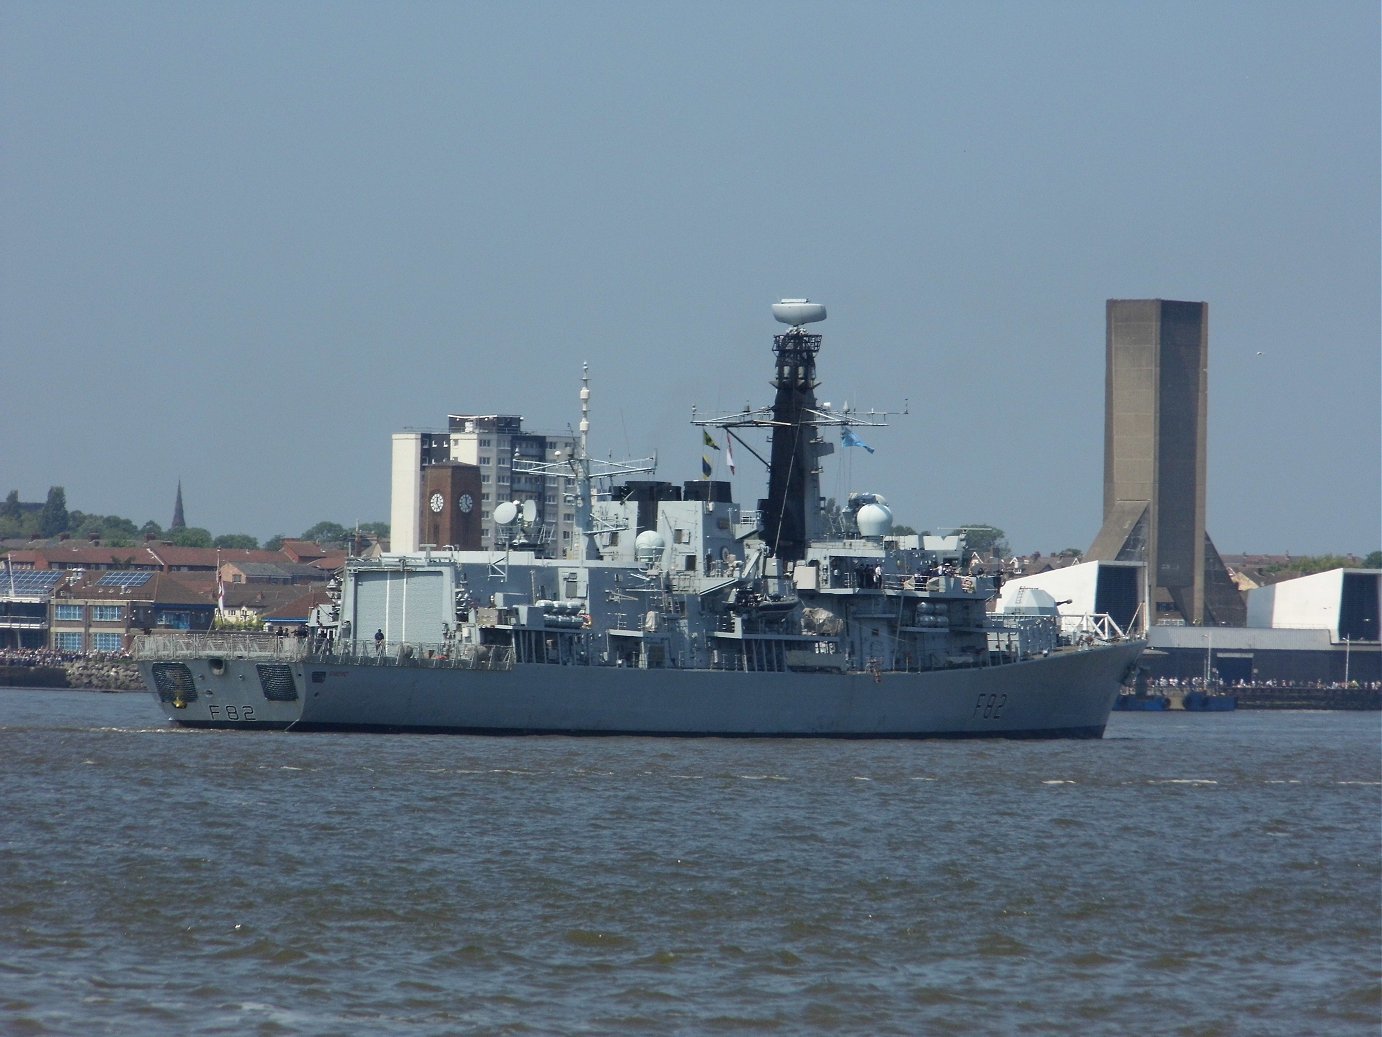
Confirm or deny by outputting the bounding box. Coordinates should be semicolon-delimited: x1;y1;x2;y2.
3;2;1377;556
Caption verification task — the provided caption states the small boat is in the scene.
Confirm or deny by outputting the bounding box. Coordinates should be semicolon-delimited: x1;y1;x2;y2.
1113;692;1170;711
1181;689;1238;712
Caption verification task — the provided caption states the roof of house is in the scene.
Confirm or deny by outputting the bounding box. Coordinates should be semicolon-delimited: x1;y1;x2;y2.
223;560;328;581
279;539;329;563
147;545;288;569
5;544;162;570
223;583;321;613
57;570;216;606
261;587;332;623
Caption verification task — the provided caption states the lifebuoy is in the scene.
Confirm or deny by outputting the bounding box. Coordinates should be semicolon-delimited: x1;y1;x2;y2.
580;614;592;629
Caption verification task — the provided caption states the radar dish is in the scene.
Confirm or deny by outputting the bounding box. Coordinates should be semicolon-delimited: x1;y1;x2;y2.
521;499;538;524
772;299;827;326
494;501;518;525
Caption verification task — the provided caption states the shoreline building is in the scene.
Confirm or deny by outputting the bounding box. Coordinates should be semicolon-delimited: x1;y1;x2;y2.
391;415;578;556
1087;299;1244;626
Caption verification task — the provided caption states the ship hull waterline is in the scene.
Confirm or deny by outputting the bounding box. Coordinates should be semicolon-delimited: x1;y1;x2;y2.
142;640;1143;740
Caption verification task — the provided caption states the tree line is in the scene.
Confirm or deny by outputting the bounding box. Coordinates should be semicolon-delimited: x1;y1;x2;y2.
1;487;388;552
4;486;1377;569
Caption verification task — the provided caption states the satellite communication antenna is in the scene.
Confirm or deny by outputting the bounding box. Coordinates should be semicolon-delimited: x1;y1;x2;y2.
493;501;518;525
521;499;538;525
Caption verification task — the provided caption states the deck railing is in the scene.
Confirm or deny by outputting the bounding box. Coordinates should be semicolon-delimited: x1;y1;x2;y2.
132;633;515;671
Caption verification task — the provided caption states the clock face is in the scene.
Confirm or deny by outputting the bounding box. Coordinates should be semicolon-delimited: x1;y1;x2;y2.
458;493;474;513
429;492;444;513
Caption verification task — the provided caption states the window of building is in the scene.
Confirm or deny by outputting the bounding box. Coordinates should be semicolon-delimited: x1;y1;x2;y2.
154;610;192;630
482;474;491;483
479;438;491;447
481;511;490;520
481;493;491;502
92;632;123;652
562;531;571;541
92;605;122;622
479;456;491;465
55;604;82;621
55;632;83;651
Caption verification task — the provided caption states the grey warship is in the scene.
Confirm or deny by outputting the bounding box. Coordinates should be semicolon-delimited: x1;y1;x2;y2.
136;300;1144;737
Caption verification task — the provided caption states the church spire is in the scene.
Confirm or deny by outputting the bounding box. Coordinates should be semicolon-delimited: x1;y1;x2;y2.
171;479;186;531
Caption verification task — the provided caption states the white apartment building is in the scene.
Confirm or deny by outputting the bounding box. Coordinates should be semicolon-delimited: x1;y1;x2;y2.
391;414;577;555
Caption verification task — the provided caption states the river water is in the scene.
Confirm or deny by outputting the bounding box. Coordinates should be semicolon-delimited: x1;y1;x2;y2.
1;687;1378;1036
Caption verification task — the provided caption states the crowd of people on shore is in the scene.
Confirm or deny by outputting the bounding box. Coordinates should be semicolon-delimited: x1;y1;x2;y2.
0;648;132;667
1149;675;1380;690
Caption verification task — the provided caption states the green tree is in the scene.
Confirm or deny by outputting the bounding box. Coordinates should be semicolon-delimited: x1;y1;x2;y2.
265;534;286;552
98;516;139;546
959;524;1009;558
1364;551;1382;569
891;524;917;536
170;526;213;548
102;516;139;537
302;521;350;544
359;521;390;539
214;533;260;549
1;490;20;520
38;486;68;537
139;521;163;540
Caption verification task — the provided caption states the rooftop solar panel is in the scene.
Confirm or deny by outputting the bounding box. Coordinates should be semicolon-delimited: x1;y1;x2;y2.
2;570;65;593
95;570;155;588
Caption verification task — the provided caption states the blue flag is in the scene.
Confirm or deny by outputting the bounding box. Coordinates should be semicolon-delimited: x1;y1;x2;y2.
841;427;875;453
702;455;713;478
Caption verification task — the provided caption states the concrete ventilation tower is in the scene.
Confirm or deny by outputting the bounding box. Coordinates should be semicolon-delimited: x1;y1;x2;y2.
1086;299;1244;626
170;479;186;532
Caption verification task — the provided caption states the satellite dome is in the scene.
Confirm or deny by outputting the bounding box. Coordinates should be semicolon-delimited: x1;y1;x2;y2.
772;299;827;326
856;502;893;537
635;530;667;564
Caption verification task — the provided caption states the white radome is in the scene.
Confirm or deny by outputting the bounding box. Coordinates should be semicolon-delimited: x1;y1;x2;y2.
856;502;893;537
635;530;667;564
771;299;827;326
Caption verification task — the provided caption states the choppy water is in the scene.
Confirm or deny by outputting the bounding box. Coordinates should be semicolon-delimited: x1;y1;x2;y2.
1;688;1378;1036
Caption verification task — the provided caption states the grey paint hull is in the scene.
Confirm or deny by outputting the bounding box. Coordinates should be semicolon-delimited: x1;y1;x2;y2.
142;640;1143;739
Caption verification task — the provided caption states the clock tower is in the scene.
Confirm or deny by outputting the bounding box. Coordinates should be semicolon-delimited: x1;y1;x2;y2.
419;462;483;549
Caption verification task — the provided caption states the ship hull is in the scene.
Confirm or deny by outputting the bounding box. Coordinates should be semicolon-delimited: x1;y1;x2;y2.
141;640;1143;739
